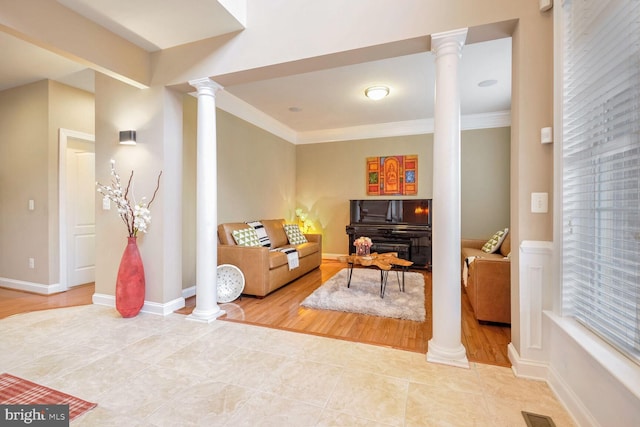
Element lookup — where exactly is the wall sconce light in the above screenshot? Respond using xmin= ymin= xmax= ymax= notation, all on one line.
xmin=119 ymin=130 xmax=136 ymax=145
xmin=365 ymin=85 xmax=390 ymax=100
xmin=414 ymin=206 xmax=429 ymax=215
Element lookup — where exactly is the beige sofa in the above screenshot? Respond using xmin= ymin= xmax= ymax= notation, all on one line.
xmin=460 ymin=232 xmax=511 ymax=324
xmin=217 ymin=219 xmax=322 ymax=297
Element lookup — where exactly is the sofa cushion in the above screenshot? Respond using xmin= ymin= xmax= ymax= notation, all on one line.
xmin=482 ymin=228 xmax=509 ymax=253
xmin=462 ymin=247 xmax=504 ymax=262
xmin=268 ymin=242 xmax=320 ymax=269
xmin=269 ymin=251 xmax=289 ymax=269
xmin=289 ymin=242 xmax=318 ymax=258
xmin=284 ymin=223 xmax=308 ymax=245
xmin=499 ymin=232 xmax=511 ymax=257
xmin=232 ymin=228 xmax=261 ymax=247
xmin=261 ymin=219 xmax=289 ymax=248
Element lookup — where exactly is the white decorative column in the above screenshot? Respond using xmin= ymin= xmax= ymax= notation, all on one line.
xmin=427 ymin=28 xmax=469 ymax=368
xmin=187 ymin=78 xmax=225 ymax=323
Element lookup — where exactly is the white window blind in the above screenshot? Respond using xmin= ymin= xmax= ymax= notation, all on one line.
xmin=562 ymin=0 xmax=640 ymax=363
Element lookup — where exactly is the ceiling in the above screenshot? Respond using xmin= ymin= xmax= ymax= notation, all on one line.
xmin=0 ymin=0 xmax=511 ymax=136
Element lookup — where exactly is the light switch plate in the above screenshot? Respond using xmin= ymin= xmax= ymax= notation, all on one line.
xmin=102 ymin=196 xmax=111 ymax=210
xmin=531 ymin=192 xmax=548 ymax=213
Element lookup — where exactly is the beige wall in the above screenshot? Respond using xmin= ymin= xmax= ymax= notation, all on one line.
xmin=182 ymin=95 xmax=198 ymax=289
xmin=296 ymin=128 xmax=510 ymax=255
xmin=0 ymin=81 xmax=49 ymax=285
xmin=0 ymin=80 xmax=93 ymax=287
xmin=296 ymin=135 xmax=432 ymax=255
xmin=48 ymin=81 xmax=95 ymax=281
xmin=461 ymin=127 xmax=511 ymax=239
xmin=94 ymin=73 xmax=183 ymax=305
xmin=216 ymin=109 xmax=297 ymax=223
xmin=509 ymin=12 xmax=554 ymax=352
xmin=181 ymin=96 xmax=297 ymax=288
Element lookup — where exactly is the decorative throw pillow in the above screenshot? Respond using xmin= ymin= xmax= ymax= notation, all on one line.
xmin=283 ymin=223 xmax=308 ymax=245
xmin=246 ymin=221 xmax=271 ymax=247
xmin=232 ymin=228 xmax=261 ymax=247
xmin=481 ymin=228 xmax=509 ymax=253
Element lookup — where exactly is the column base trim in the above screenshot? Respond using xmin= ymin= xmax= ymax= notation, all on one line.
xmin=187 ymin=308 xmax=226 ymax=323
xmin=427 ymin=339 xmax=470 ymax=368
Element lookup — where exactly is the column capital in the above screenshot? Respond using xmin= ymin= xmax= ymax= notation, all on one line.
xmin=189 ymin=78 xmax=223 ymax=96
xmin=431 ymin=28 xmax=468 ymax=57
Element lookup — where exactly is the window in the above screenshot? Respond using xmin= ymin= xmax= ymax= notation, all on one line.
xmin=561 ymin=0 xmax=640 ymax=363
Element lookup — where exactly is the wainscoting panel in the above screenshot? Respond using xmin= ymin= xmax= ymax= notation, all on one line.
xmin=513 ymin=240 xmax=554 ymax=377
xmin=524 ymin=264 xmax=543 ymax=350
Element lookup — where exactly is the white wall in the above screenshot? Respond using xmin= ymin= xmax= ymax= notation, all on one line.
xmin=547 ymin=313 xmax=640 ymax=426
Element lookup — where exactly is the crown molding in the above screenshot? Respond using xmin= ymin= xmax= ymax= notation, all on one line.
xmin=296 ymin=111 xmax=511 ymax=144
xmin=214 ymin=90 xmax=298 ymax=143
xmin=296 ymin=119 xmax=435 ymax=144
xmin=213 ymin=93 xmax=511 ymax=145
xmin=462 ymin=110 xmax=511 ymax=131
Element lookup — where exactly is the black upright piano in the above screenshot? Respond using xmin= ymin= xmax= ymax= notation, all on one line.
xmin=346 ymin=199 xmax=432 ymax=270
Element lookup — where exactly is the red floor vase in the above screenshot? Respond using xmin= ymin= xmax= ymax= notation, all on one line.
xmin=116 ymin=237 xmax=145 ymax=318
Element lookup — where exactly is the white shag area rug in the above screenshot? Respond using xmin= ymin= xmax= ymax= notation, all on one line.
xmin=301 ymin=268 xmax=426 ymax=322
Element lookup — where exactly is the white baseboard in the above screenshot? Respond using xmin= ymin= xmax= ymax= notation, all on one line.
xmin=92 ymin=293 xmax=115 ymax=307
xmin=507 ymin=342 xmax=549 ymax=380
xmin=546 ymin=362 xmax=598 ymax=427
xmin=0 ymin=277 xmax=63 ymax=295
xmin=143 ymin=297 xmax=186 ymax=316
xmin=322 ymin=253 xmax=344 ymax=260
xmin=182 ymin=285 xmax=196 ymax=299
xmin=92 ymin=293 xmax=186 ymax=316
xmin=509 ymin=342 xmax=587 ymax=426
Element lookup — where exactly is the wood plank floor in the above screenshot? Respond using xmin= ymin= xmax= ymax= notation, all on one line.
xmin=0 ymin=283 xmax=95 ymax=319
xmin=177 ymin=259 xmax=512 ymax=366
xmin=0 ymin=260 xmax=511 ymax=366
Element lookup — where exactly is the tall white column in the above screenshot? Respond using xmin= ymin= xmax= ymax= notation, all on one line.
xmin=427 ymin=28 xmax=469 ymax=368
xmin=187 ymin=78 xmax=225 ymax=323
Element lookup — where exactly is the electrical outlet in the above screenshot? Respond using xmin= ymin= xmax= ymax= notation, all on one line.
xmin=28 ymin=258 xmax=35 ymax=269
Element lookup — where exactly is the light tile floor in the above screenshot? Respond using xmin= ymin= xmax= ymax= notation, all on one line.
xmin=0 ymin=305 xmax=576 ymax=426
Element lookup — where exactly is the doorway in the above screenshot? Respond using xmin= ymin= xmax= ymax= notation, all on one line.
xmin=58 ymin=128 xmax=95 ymax=291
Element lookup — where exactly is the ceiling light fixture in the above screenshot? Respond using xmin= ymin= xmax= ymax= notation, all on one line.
xmin=365 ymin=86 xmax=390 ymax=100
xmin=478 ymin=79 xmax=498 ymax=87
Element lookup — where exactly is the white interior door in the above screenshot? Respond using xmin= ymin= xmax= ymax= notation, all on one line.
xmin=66 ymin=138 xmax=95 ymax=287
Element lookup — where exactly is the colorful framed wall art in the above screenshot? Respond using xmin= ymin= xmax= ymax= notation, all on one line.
xmin=366 ymin=155 xmax=417 ymax=196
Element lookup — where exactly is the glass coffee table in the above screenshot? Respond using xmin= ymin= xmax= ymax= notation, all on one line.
xmin=337 ymin=252 xmax=413 ymax=298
